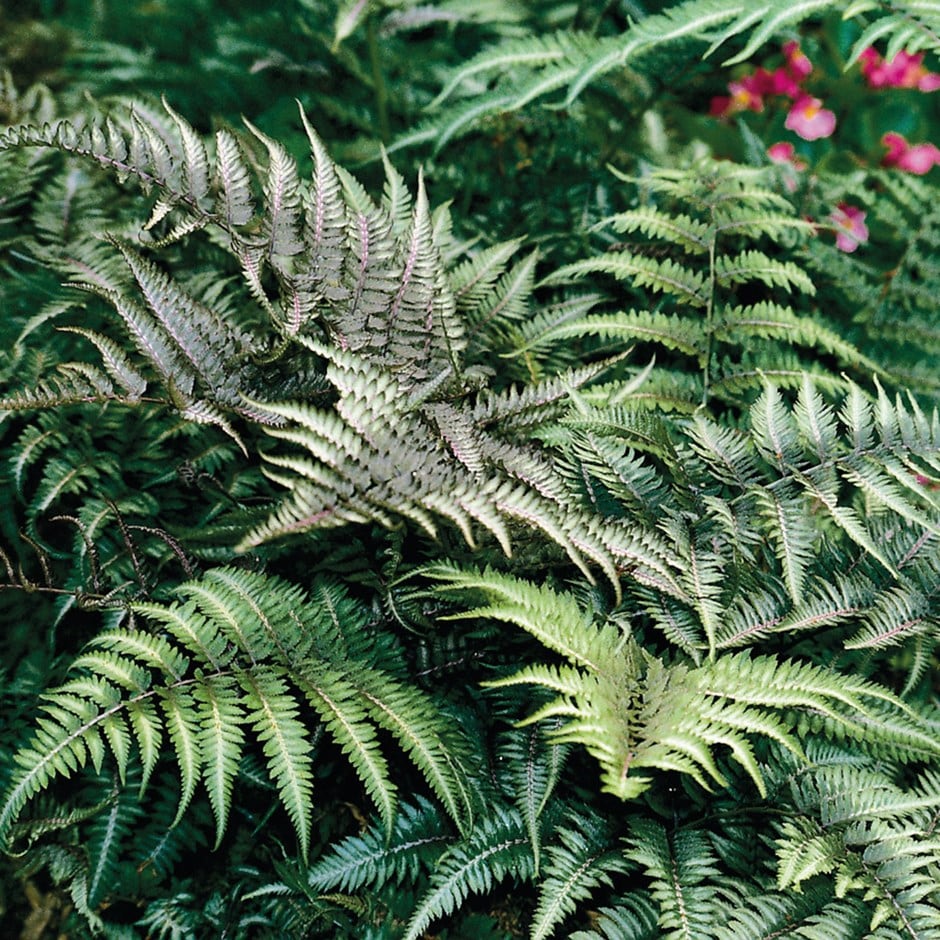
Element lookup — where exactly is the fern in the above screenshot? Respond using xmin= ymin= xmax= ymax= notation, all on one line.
xmin=403 ymin=802 xmax=535 ymax=940
xmin=398 ymin=0 xmax=940 ymax=152
xmin=305 ymin=795 xmax=452 ymax=893
xmin=496 ymin=721 xmax=569 ymax=875
xmin=754 ymin=750 xmax=940 ymax=936
xmin=0 ymin=569 xmax=475 ymax=861
xmin=4 ymin=7 xmax=940 ymax=937
xmin=424 ymin=564 xmax=940 ymax=802
xmin=530 ymin=810 xmax=629 ymax=940
xmin=540 ymin=160 xmax=880 ymax=408
xmin=0 ymin=99 xmax=656 ymax=586
xmin=242 ymin=343 xmax=675 ymax=591
xmin=624 ymin=818 xmax=722 ymax=940
xmin=82 ymin=771 xmax=144 ymax=909
xmin=569 ymin=899 xmax=661 ymax=939
xmin=550 ymin=377 xmax=940 ymax=670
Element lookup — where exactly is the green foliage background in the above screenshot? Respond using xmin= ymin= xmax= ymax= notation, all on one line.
xmin=2 ymin=1 xmax=940 ymax=937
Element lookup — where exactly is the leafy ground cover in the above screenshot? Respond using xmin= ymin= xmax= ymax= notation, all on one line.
xmin=2 ymin=2 xmax=940 ymax=937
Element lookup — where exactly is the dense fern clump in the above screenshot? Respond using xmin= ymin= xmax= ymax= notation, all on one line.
xmin=2 ymin=2 xmax=940 ymax=938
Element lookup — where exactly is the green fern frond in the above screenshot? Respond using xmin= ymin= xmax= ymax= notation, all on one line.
xmin=426 ymin=29 xmax=584 ymax=109
xmin=349 ymin=667 xmax=476 ymax=837
xmin=429 ymin=564 xmax=619 ymax=672
xmin=497 ymin=723 xmax=569 ymax=876
xmin=296 ymin=666 xmax=396 ymax=837
xmin=753 ymin=486 xmax=815 ymax=603
xmin=191 ymin=675 xmax=244 ymax=847
xmin=531 ymin=811 xmax=630 ymax=940
xmin=403 ymin=803 xmax=534 ymax=940
xmin=624 ymin=818 xmax=721 ymax=940
xmin=530 ymin=159 xmax=863 ymax=406
xmin=547 ymin=253 xmax=708 ymax=307
xmin=470 ymin=357 xmax=624 ymax=429
xmin=84 ymin=773 xmax=144 ymax=908
xmin=714 ymin=303 xmax=880 ymax=374
xmin=600 ymin=207 xmax=710 ymax=255
xmin=0 ymin=568 xmax=473 ymax=860
xmin=240 ymin=668 xmax=314 ymax=859
xmin=771 ymin=763 xmax=940 ymax=935
xmin=448 ymin=237 xmax=525 ymax=314
xmin=529 ymin=311 xmax=706 ymax=359
xmin=429 ymin=565 xmax=940 ymax=801
xmin=305 ymin=795 xmax=452 ymax=892
xmin=715 ymin=250 xmax=815 ymax=294
xmin=0 ymin=365 xmax=127 ymax=413
xmin=569 ymin=898 xmax=660 ymax=939
xmin=465 ymin=248 xmax=539 ymax=350
xmin=562 ymin=431 xmax=668 ymax=520
xmin=712 ymin=885 xmax=839 ymax=940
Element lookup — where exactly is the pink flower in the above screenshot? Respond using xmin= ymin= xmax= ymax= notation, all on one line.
xmin=830 ymin=204 xmax=868 ymax=253
xmin=881 ymin=132 xmax=940 ymax=174
xmin=783 ymin=41 xmax=813 ymax=81
xmin=710 ymin=74 xmax=766 ymax=116
xmin=729 ymin=77 xmax=765 ymax=111
xmin=860 ymin=47 xmax=940 ymax=91
xmin=764 ymin=66 xmax=802 ymax=97
xmin=784 ymin=95 xmax=836 ymax=140
xmin=767 ymin=141 xmax=807 ymax=168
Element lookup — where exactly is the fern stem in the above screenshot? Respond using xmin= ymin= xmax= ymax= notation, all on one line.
xmin=367 ymin=13 xmax=391 ymax=144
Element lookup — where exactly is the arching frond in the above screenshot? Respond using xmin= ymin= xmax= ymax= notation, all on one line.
xmin=0 ymin=569 xmax=473 ymax=861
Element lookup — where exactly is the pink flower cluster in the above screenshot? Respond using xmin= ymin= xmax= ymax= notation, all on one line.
xmin=711 ymin=42 xmax=940 ymax=252
xmin=710 ymin=42 xmax=835 ymax=141
xmin=859 ymin=47 xmax=940 ymax=91
xmin=881 ymin=132 xmax=940 ymax=174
